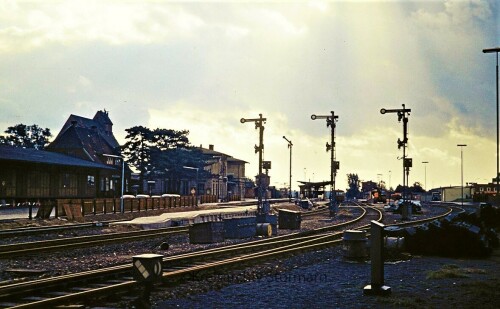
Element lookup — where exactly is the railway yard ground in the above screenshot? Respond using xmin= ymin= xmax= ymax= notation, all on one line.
xmin=0 ymin=202 xmax=499 ymax=308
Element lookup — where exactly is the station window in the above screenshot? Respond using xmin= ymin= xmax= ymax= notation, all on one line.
xmin=87 ymin=175 xmax=95 ymax=186
xmin=100 ymin=177 xmax=110 ymax=192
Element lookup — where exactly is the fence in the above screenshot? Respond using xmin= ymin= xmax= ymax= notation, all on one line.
xmin=55 ymin=194 xmax=225 ymax=218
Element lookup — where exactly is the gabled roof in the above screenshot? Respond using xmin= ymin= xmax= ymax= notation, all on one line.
xmin=0 ymin=145 xmax=115 ymax=170
xmin=94 ymin=110 xmax=113 ymax=126
xmin=53 ymin=112 xmax=120 ymax=150
xmin=48 ymin=110 xmax=121 ymax=163
xmin=198 ymin=146 xmax=248 ymax=164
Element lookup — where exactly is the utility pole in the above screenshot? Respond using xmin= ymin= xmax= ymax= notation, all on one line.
xmin=457 ymin=144 xmax=467 ymax=207
xmin=241 ymin=114 xmax=267 ymax=215
xmin=283 ymin=136 xmax=293 ymax=202
xmin=483 ymin=47 xmax=500 ymax=200
xmin=311 ymin=111 xmax=339 ymax=216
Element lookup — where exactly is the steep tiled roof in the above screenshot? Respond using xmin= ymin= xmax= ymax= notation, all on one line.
xmin=53 ymin=112 xmax=120 ymax=150
xmin=48 ymin=110 xmax=121 ymax=163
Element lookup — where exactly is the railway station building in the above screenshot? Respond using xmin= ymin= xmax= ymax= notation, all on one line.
xmin=198 ymin=144 xmax=247 ymax=201
xmin=0 ymin=110 xmax=250 ymax=205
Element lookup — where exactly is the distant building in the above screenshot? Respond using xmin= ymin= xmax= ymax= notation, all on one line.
xmin=199 ymin=144 xmax=247 ymax=201
xmin=432 ymin=186 xmax=474 ymax=202
xmin=361 ymin=181 xmax=378 ymax=200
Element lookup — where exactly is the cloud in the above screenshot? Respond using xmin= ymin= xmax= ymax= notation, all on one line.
xmin=0 ymin=1 xmax=207 ymax=53
xmin=0 ymin=1 xmax=497 ymax=190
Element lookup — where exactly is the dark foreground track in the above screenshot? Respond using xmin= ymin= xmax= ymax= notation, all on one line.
xmin=0 ymin=203 xmax=455 ymax=308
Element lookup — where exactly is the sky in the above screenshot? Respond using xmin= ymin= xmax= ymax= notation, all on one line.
xmin=0 ymin=0 xmax=498 ymax=192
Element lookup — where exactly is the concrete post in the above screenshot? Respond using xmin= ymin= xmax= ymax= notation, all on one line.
xmin=364 ymin=220 xmax=391 ymax=295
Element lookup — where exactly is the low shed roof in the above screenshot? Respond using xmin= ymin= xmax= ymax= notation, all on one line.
xmin=0 ymin=145 xmax=115 ymax=170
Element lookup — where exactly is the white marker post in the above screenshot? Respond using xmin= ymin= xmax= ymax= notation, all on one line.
xmin=132 ymin=254 xmax=164 ymax=307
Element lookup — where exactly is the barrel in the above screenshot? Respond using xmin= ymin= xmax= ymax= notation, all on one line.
xmin=342 ymin=230 xmax=368 ymax=259
xmin=384 ymin=237 xmax=405 ymax=250
xmin=256 ymin=223 xmax=272 ymax=237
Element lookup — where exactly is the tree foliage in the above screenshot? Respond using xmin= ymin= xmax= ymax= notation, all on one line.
xmin=0 ymin=124 xmax=52 ymax=150
xmin=346 ymin=173 xmax=361 ymax=199
xmin=121 ymin=126 xmax=208 ymax=193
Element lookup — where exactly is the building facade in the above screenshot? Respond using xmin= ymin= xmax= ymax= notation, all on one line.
xmin=0 ymin=145 xmax=117 ymax=205
xmin=199 ymin=145 xmax=247 ymax=201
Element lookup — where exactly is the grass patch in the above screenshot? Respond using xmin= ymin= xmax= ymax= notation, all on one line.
xmin=426 ymin=264 xmax=486 ymax=279
xmin=462 ymin=280 xmax=495 ymax=297
xmin=337 ymin=208 xmax=352 ymax=217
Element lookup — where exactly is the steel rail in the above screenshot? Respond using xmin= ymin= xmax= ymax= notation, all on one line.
xmin=0 ymin=226 xmax=188 ymax=259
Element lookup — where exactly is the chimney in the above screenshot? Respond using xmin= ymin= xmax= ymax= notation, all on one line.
xmin=209 ymin=144 xmax=214 ymax=150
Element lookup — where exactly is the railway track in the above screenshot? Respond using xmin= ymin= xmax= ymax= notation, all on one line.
xmin=0 ymin=203 xmax=455 ymax=308
xmin=0 ymin=226 xmax=188 ymax=259
xmin=0 ymin=221 xmax=124 ymax=239
xmin=0 ymin=204 xmax=369 ymax=307
xmin=0 ymin=201 xmax=336 ymax=258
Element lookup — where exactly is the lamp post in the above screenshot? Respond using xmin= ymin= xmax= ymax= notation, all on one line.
xmin=311 ymin=111 xmax=339 ymax=216
xmin=457 ymin=144 xmax=467 ymax=206
xmin=388 ymin=170 xmax=392 ymax=205
xmin=283 ymin=136 xmax=293 ymax=202
xmin=103 ymin=154 xmax=125 ymax=213
xmin=183 ymin=166 xmax=199 ymax=206
xmin=483 ymin=47 xmax=500 ymax=198
xmin=422 ymin=161 xmax=429 ymax=191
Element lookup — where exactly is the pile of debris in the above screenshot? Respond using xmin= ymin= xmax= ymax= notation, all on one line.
xmin=385 ymin=203 xmax=499 ymax=258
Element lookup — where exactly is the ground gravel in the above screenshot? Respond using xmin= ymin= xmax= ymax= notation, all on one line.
xmin=152 ymin=246 xmax=500 ymax=309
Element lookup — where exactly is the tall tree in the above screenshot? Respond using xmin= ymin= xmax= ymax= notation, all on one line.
xmin=121 ymin=126 xmax=154 ymax=191
xmin=0 ymin=124 xmax=52 ymax=149
xmin=153 ymin=128 xmax=190 ymax=150
xmin=153 ymin=147 xmax=209 ymax=193
xmin=346 ymin=173 xmax=361 ymax=199
xmin=121 ymin=126 xmax=207 ymax=194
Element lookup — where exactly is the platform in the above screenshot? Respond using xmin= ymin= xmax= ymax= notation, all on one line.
xmin=110 ymin=205 xmax=258 ymax=229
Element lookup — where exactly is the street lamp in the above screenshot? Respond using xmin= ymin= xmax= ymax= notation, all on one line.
xmin=103 ymin=154 xmax=125 ymax=213
xmin=283 ymin=136 xmax=293 ymax=202
xmin=422 ymin=161 xmax=429 ymax=191
xmin=457 ymin=144 xmax=467 ymax=206
xmin=183 ymin=166 xmax=199 ymax=206
xmin=483 ymin=47 xmax=500 ymax=198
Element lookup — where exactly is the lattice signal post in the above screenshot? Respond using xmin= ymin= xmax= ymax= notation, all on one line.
xmin=241 ymin=114 xmax=267 ymax=215
xmin=311 ymin=111 xmax=339 ymax=216
xmin=380 ymin=104 xmax=412 ymax=204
